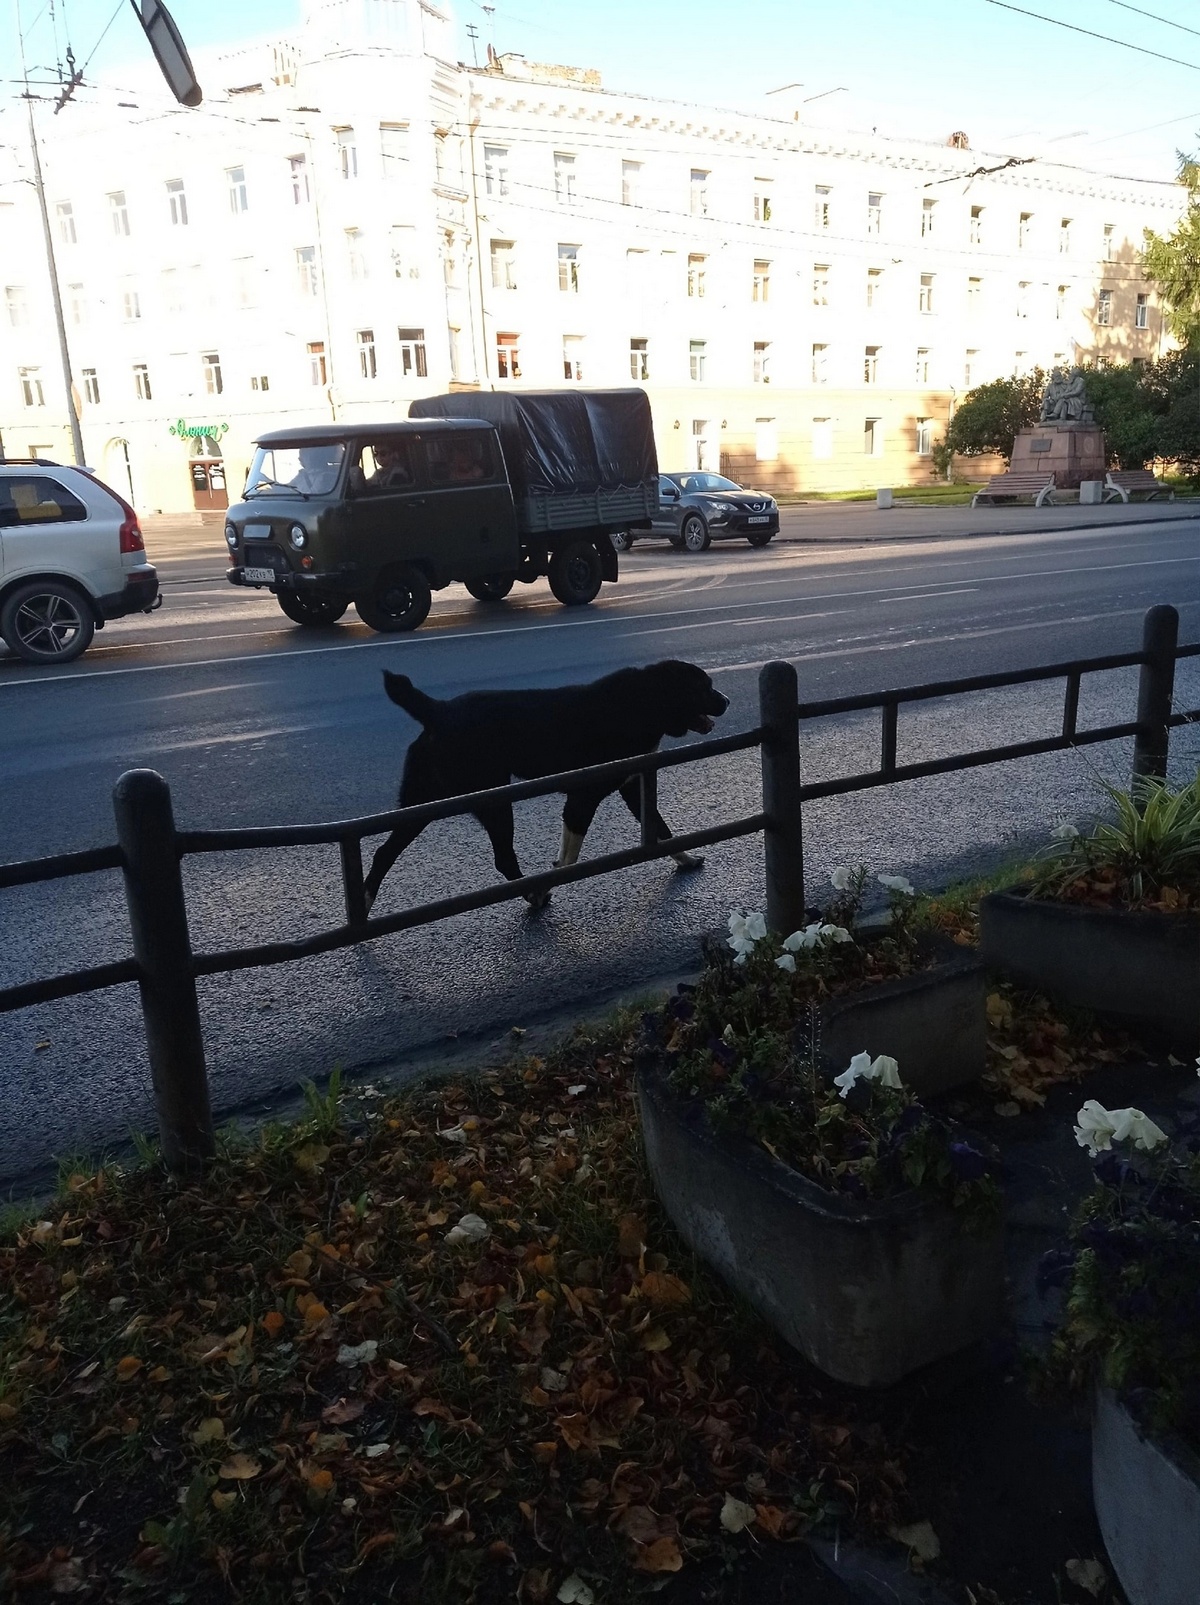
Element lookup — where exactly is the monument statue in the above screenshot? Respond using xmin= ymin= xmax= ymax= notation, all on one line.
xmin=1039 ymin=366 xmax=1096 ymax=425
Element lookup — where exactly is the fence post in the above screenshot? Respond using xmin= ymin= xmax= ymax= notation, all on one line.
xmin=1131 ymin=604 xmax=1179 ymax=786
xmin=759 ymin=661 xmax=806 ymax=934
xmin=112 ymin=769 xmax=214 ymax=1176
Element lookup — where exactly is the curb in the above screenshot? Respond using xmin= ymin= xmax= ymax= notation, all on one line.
xmin=810 ymin=1538 xmax=960 ymax=1605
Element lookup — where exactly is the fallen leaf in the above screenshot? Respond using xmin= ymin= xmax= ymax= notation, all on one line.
xmin=302 ymin=1300 xmax=330 ymax=1326
xmin=617 ymin=1214 xmax=645 ymax=1258
xmin=284 ymin=1250 xmax=312 ymax=1278
xmin=720 ymin=1493 xmax=757 ymax=1534
xmin=889 ymin=1520 xmax=940 ymax=1563
xmin=557 ymin=1576 xmax=595 ymax=1604
xmin=219 ymin=1452 xmax=262 ymax=1481
xmin=262 ymin=1310 xmax=286 ymax=1338
xmin=1065 ymin=1558 xmax=1108 ymax=1597
xmin=640 ymin=1270 xmax=690 ymax=1306
xmin=293 ymin=1142 xmax=330 ymax=1174
xmin=47 ymin=1557 xmax=86 ymax=1594
xmin=192 ymin=1417 xmax=226 ymax=1446
xmin=322 ymin=1398 xmax=366 ymax=1425
xmin=337 ymin=1341 xmax=378 ymax=1366
xmin=634 ymin=1537 xmax=683 ymax=1574
xmin=446 ymin=1213 xmax=490 ymax=1246
xmin=641 ymin=1326 xmax=671 ymax=1352
xmin=211 ymin=1489 xmax=237 ymax=1511
xmin=994 ymin=1101 xmax=1022 ymax=1118
xmin=115 ymin=1355 xmax=143 ymax=1381
xmin=306 ymin=1467 xmax=335 ymax=1494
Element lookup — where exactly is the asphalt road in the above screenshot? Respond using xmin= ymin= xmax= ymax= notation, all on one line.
xmin=2 ymin=512 xmax=1198 ymax=1190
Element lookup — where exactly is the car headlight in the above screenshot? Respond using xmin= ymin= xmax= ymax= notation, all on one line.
xmin=288 ymin=523 xmax=307 ymax=549
xmin=703 ymin=502 xmax=729 ymax=520
xmin=224 ymin=523 xmax=238 ymax=548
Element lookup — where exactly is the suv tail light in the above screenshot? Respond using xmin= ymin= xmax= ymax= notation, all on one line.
xmin=119 ymin=512 xmax=145 ymax=553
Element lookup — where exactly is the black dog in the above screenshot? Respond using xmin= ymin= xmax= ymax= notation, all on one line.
xmin=362 ymin=660 xmax=730 ymax=913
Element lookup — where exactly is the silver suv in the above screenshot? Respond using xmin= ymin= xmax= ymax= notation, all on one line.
xmin=0 ymin=459 xmax=159 ymax=664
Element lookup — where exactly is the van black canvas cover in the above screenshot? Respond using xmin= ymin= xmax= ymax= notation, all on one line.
xmin=409 ymin=389 xmax=657 ymax=499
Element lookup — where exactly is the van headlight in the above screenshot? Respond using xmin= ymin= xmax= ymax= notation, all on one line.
xmin=289 ymin=523 xmax=307 ymax=549
xmin=225 ymin=524 xmax=238 ymax=548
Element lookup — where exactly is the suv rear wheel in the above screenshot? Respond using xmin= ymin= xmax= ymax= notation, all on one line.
xmin=547 ymin=542 xmax=603 ymax=606
xmin=610 ymin=529 xmax=635 ymax=553
xmin=465 ymin=573 xmax=515 ymax=602
xmin=1 ymin=579 xmax=95 ymax=664
xmin=746 ymin=529 xmax=775 ymax=548
xmin=355 ymin=567 xmax=432 ymax=633
xmin=276 ymin=590 xmax=349 ymax=627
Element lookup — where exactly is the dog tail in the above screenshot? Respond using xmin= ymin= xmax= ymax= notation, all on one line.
xmin=382 ymin=670 xmax=441 ymax=725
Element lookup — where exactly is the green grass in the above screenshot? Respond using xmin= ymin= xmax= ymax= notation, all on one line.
xmin=776 ymin=483 xmax=978 ymax=506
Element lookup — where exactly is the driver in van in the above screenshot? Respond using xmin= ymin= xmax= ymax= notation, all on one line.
xmin=291 ymin=444 xmax=341 ymax=494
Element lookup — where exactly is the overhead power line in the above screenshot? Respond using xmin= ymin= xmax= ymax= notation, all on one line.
xmin=983 ymin=0 xmax=1200 ymax=72
xmin=1101 ymin=0 xmax=1200 ymax=42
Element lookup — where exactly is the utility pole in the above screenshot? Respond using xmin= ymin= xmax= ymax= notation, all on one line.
xmin=25 ymin=94 xmax=85 ymax=465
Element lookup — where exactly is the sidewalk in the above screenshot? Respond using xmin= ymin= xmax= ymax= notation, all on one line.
xmin=775 ymin=498 xmax=1200 ymax=544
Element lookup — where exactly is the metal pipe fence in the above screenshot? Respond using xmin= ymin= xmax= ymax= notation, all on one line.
xmin=1 ymin=604 xmax=1196 ymax=1172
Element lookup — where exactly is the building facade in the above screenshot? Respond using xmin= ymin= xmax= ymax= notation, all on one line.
xmin=0 ymin=0 xmax=1182 ymax=512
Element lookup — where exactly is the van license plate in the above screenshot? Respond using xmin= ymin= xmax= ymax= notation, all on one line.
xmin=747 ymin=516 xmax=769 ymax=524
xmin=243 ymin=566 xmax=276 ymax=583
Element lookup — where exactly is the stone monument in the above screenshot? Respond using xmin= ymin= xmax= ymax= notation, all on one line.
xmin=1009 ymin=367 xmax=1108 ymax=490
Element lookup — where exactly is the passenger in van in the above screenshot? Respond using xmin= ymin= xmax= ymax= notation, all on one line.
xmin=364 ymin=439 xmax=414 ymax=489
xmin=444 ymin=439 xmax=487 ymax=483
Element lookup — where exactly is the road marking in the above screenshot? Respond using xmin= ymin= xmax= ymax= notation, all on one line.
xmin=621 ymin=608 xmax=854 ymax=638
xmin=151 ymin=681 xmax=260 ymax=702
xmin=145 ymin=723 xmax=314 ymax=754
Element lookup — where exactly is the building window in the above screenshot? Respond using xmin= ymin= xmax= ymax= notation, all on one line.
xmin=916 ymin=417 xmax=933 ymax=456
xmin=202 ymin=351 xmax=224 ymax=395
xmin=296 ymin=246 xmax=319 ymax=297
xmin=1017 ymin=281 xmax=1031 ymax=318
xmin=4 ymin=285 xmax=27 ymax=327
xmin=133 ymin=363 xmax=152 ymax=401
xmin=813 ymin=262 xmax=829 ymax=306
xmin=755 ymin=417 xmax=778 ymax=461
xmin=1018 ymin=211 xmax=1032 ymax=248
xmin=687 ymin=254 xmax=706 ymax=298
xmin=250 ymin=374 xmax=270 ymax=392
xmin=398 ymin=327 xmax=428 ymax=378
xmin=753 ymin=341 xmax=771 ymax=384
xmin=484 ymin=144 xmax=510 ymax=198
xmin=1136 ymin=292 xmax=1149 ymax=329
xmin=864 ymin=417 xmax=882 ymax=456
xmin=68 ymin=284 xmax=86 ymax=325
xmin=345 ymin=228 xmax=368 ymax=281
xmin=558 ymin=243 xmax=580 ymax=293
xmin=689 ymin=339 xmax=707 ymax=381
xmin=289 ymin=154 xmax=310 ymax=205
xmin=753 ymin=177 xmax=772 ymax=222
xmin=964 ymin=348 xmax=978 ymax=387
xmin=690 ymin=168 xmax=709 ymax=216
xmin=622 ymin=159 xmax=641 ymax=206
xmin=1057 ymin=283 xmax=1068 ymax=319
xmin=490 ymin=239 xmax=517 ymax=290
xmin=968 ymin=276 xmax=982 ymax=311
xmin=919 ymin=272 xmax=934 ymax=313
xmin=562 ymin=334 xmax=584 ymax=380
xmin=866 ymin=268 xmax=883 ymax=308
xmin=864 ymin=345 xmax=880 ymax=384
xmin=1104 ymin=223 xmax=1114 ymax=260
xmin=554 ymin=152 xmax=576 ymax=205
xmin=336 ymin=128 xmax=358 ymax=180
xmin=122 ymin=286 xmax=141 ymax=321
xmin=751 ymin=258 xmax=770 ymax=303
xmin=227 ymin=166 xmax=249 ymax=214
xmin=1097 ymin=288 xmax=1112 ymax=326
xmin=811 ymin=416 xmax=832 ymax=460
xmin=969 ymin=205 xmax=983 ymax=245
xmin=166 ymin=178 xmax=188 ymax=226
xmin=56 ymin=201 xmax=76 ymax=244
xmin=867 ymin=191 xmax=882 ymax=235
xmin=1014 ymin=350 xmax=1028 ymax=372
xmin=306 ymin=341 xmax=326 ymax=386
xmin=915 ymin=347 xmax=930 ymax=384
xmin=19 ymin=366 xmax=45 ymax=407
xmin=82 ymin=367 xmax=99 ymax=404
xmin=108 ymin=191 xmax=130 ymax=237
xmin=630 ymin=337 xmax=649 ymax=381
xmin=810 ymin=186 xmax=830 ymax=231
xmin=921 ymin=198 xmax=936 ymax=236
xmin=812 ymin=343 xmax=828 ymax=384
xmin=495 ymin=331 xmax=520 ymax=380
xmin=1059 ymin=217 xmax=1071 ymax=253
xmin=380 ymin=122 xmax=409 ymax=176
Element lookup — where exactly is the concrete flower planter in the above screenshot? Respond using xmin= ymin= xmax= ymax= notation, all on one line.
xmin=980 ymin=890 xmax=1200 ymax=1055
xmin=1092 ymin=1389 xmax=1200 ymax=1605
xmin=820 ymin=939 xmax=987 ymax=1097
xmin=637 ymin=1060 xmax=1005 ymax=1387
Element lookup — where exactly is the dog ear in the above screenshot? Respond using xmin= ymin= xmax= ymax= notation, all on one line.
xmin=382 ymin=670 xmax=413 ymax=705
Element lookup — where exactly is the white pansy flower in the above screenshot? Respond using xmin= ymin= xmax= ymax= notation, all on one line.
xmin=1195 ymin=1055 xmax=1200 ymax=1079
xmin=1051 ymin=822 xmax=1080 ymax=841
xmin=728 ymin=909 xmax=767 ymax=961
xmin=445 ymin=1212 xmax=491 ymax=1246
xmin=1110 ymin=1107 xmax=1169 ymax=1152
xmin=1074 ymin=1100 xmax=1119 ymax=1157
xmin=781 ymin=929 xmax=806 ymax=952
xmin=722 ymin=1024 xmax=736 ymax=1044
xmin=878 ymin=874 xmax=915 ymax=896
xmin=833 ymin=1051 xmax=875 ymax=1098
xmin=830 ymin=865 xmax=854 ymax=891
xmin=871 ymin=1054 xmax=903 ymax=1089
xmin=820 ymin=924 xmax=853 ymax=943
xmin=775 ymin=953 xmax=796 ymax=972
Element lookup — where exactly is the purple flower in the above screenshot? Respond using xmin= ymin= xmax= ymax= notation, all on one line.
xmin=949 ymin=1141 xmax=989 ymax=1182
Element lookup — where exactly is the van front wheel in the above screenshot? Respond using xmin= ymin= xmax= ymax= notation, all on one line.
xmin=355 ymin=567 xmax=432 ymax=633
xmin=547 ymin=542 xmax=603 ymax=606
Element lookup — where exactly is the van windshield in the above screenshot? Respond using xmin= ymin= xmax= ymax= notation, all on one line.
xmin=246 ymin=443 xmax=345 ymax=497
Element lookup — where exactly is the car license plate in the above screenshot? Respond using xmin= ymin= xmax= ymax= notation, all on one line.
xmin=243 ymin=566 xmax=276 ymax=583
xmin=747 ymin=516 xmax=769 ymax=524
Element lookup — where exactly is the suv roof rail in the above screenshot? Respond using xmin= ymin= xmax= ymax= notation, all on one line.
xmin=0 ymin=456 xmax=65 ymax=467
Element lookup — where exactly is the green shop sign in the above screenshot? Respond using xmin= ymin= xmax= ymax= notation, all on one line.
xmin=169 ymin=419 xmax=230 ymax=440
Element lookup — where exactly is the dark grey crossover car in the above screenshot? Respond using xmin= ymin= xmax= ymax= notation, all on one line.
xmin=638 ymin=472 xmax=779 ymax=552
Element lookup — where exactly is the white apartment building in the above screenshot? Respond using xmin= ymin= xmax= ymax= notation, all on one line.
xmin=0 ymin=0 xmax=1182 ymax=512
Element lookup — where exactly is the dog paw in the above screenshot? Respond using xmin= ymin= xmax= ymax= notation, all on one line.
xmin=525 ymin=888 xmax=552 ymax=912
xmin=672 ymin=851 xmax=705 ymax=872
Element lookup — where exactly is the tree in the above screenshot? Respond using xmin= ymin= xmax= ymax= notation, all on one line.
xmin=1081 ymin=364 xmax=1158 ymax=469
xmin=1144 ymin=347 xmax=1200 ymax=478
xmin=1143 ymin=157 xmax=1200 ymax=348
xmin=941 ymin=369 xmax=1047 ymax=463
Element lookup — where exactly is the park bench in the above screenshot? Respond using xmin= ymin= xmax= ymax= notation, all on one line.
xmin=971 ymin=472 xmax=1056 ymax=509
xmin=1103 ymin=469 xmax=1174 ymax=504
